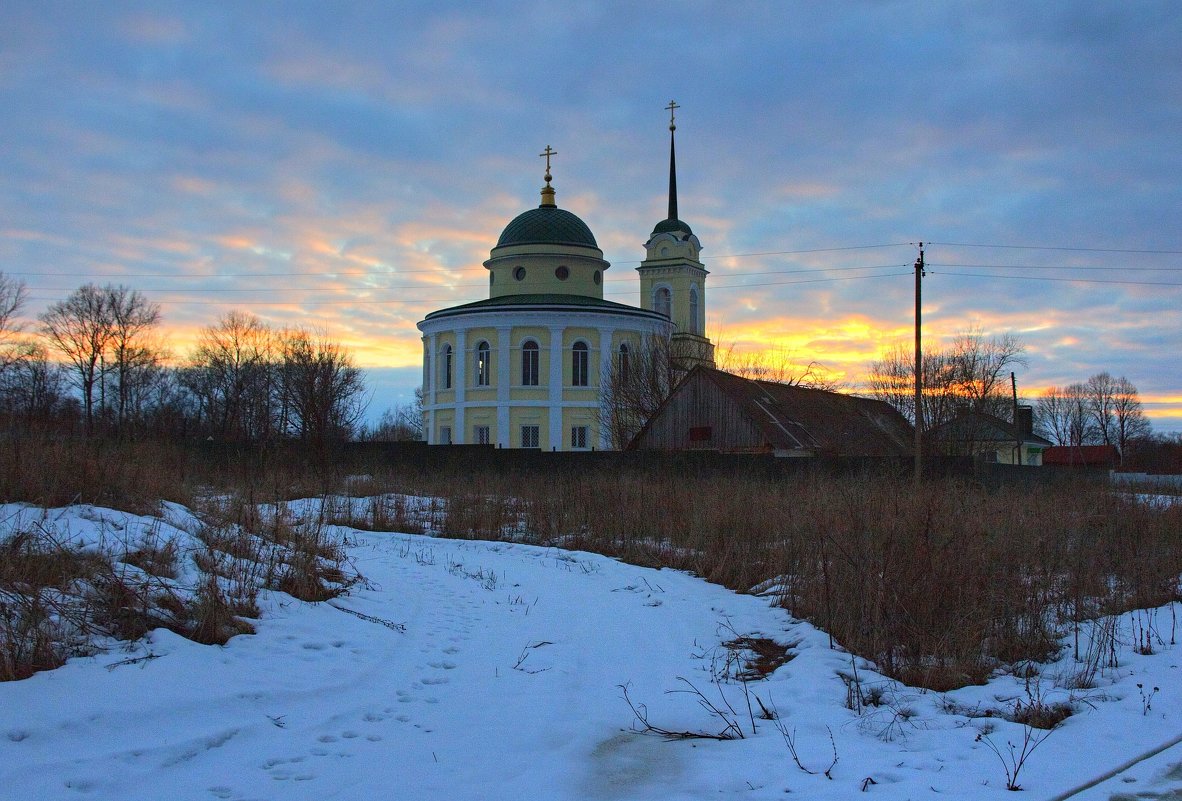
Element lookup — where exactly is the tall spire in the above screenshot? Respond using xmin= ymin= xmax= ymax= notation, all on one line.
xmin=539 ymin=145 xmax=558 ymax=208
xmin=666 ymin=100 xmax=679 ymax=221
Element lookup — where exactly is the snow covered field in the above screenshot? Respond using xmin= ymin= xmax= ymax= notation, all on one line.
xmin=1 ymin=501 xmax=1180 ymax=801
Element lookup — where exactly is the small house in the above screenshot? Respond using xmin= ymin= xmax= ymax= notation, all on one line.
xmin=926 ymin=407 xmax=1052 ymax=466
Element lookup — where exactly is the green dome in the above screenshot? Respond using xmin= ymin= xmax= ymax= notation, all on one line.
xmin=497 ymin=206 xmax=598 ymax=248
xmin=652 ymin=217 xmax=693 ymax=237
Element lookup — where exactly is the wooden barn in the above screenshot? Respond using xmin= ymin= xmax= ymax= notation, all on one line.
xmin=626 ymin=366 xmax=914 ymax=459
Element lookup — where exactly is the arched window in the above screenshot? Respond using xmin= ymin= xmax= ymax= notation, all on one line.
xmin=442 ymin=344 xmax=453 ymax=389
xmin=475 ymin=341 xmax=491 ymax=386
xmin=689 ymin=285 xmax=700 ymax=334
xmin=521 ymin=340 xmax=539 ymax=386
xmin=571 ymin=341 xmax=589 ymax=387
xmin=654 ymin=286 xmax=672 ymax=319
xmin=618 ymin=343 xmax=631 ymax=383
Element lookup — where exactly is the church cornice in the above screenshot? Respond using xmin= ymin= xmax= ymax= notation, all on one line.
xmin=636 ymin=263 xmax=709 ymax=277
xmin=418 ymin=299 xmax=672 ymax=333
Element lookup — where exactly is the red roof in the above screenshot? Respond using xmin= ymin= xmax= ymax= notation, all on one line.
xmin=1042 ymin=445 xmax=1120 ymax=467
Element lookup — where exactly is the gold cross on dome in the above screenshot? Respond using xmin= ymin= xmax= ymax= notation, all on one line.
xmin=539 ymin=145 xmax=557 ymax=176
xmin=666 ymin=100 xmax=679 ymax=129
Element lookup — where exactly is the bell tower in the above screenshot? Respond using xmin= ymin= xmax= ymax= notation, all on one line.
xmin=638 ymin=100 xmax=715 ymax=369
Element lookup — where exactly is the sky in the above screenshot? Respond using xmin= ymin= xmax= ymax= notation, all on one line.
xmin=2 ymin=1 xmax=1180 ymax=431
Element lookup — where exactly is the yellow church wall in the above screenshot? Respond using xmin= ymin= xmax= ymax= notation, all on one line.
xmin=562 ymin=326 xmax=601 ymax=389
xmin=511 ymin=326 xmax=550 ymax=388
xmin=486 ymin=243 xmax=607 ymax=300
xmin=433 ymin=409 xmax=455 ymax=444
xmin=466 ymin=407 xmax=496 ymax=445
xmin=509 ymin=407 xmax=550 ymax=450
xmin=562 ymin=407 xmax=598 ymax=450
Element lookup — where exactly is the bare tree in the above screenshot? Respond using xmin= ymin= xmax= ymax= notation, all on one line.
xmin=0 ymin=279 xmax=67 ymax=431
xmin=1038 ymin=374 xmax=1151 ymax=454
xmin=0 ymin=273 xmax=42 ymax=427
xmin=868 ymin=330 xmax=1024 ymax=433
xmin=39 ymin=284 xmax=112 ymax=434
xmin=599 ymin=333 xmax=678 ymax=449
xmin=1084 ymin=372 xmax=1120 ymax=446
xmin=183 ymin=311 xmax=276 ymax=440
xmin=1111 ymin=376 xmax=1151 ymax=454
xmin=868 ymin=343 xmax=954 ymax=429
xmin=105 ymin=286 xmax=162 ymax=433
xmin=277 ymin=328 xmax=367 ymax=445
xmin=947 ymin=330 xmax=1025 ymax=419
xmin=363 ymin=390 xmax=425 ymax=442
xmin=714 ymin=342 xmax=841 ymax=390
xmin=1035 ymin=383 xmax=1094 ymax=446
xmin=0 ymin=272 xmax=29 ymax=371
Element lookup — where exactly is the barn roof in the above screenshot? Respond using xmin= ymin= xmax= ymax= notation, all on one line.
xmin=631 ymin=366 xmax=914 ymax=458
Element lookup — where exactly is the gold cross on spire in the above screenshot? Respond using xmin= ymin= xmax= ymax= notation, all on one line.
xmin=539 ymin=145 xmax=557 ymax=182
xmin=666 ymin=100 xmax=679 ymax=131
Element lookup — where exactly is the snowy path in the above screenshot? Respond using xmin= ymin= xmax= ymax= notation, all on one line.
xmin=2 ymin=515 xmax=1180 ymax=801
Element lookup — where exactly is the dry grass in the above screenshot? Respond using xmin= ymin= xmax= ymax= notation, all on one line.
xmin=4 ymin=440 xmax=1179 ymax=690
xmin=1 ymin=444 xmax=365 ymax=679
xmin=366 ymin=464 xmax=1181 ymax=690
xmin=0 ymin=436 xmax=195 ymax=513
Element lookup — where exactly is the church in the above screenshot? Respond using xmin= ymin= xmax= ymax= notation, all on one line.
xmin=417 ymin=105 xmax=715 ymax=449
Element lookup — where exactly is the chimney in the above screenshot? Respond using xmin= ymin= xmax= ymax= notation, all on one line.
xmin=1015 ymin=405 xmax=1034 ymax=439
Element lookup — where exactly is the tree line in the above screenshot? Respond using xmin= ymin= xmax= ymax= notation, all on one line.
xmin=0 ymin=274 xmax=366 ymax=444
xmin=867 ymin=328 xmax=1167 ymax=462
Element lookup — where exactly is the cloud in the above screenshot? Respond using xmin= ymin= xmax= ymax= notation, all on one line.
xmin=2 ymin=2 xmax=1179 ymax=431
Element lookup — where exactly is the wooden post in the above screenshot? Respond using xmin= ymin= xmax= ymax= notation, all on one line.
xmin=914 ymin=243 xmax=925 ymax=481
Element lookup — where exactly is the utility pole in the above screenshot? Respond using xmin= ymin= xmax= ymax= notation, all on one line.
xmin=1012 ymin=371 xmax=1021 ymax=465
xmin=914 ymin=242 xmax=925 ymax=482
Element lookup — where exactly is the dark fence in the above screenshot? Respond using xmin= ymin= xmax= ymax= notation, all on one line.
xmin=189 ymin=439 xmax=1111 ymax=488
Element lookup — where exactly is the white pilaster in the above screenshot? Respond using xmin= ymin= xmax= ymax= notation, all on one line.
xmin=548 ymin=326 xmax=564 ymax=450
xmin=496 ymin=327 xmax=511 ymax=448
xmin=426 ymin=333 xmax=438 ymax=445
xmin=454 ymin=328 xmax=466 ymax=443
xmin=597 ymin=327 xmax=616 ymax=449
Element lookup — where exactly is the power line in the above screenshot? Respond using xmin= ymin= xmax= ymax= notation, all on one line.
xmin=929 ymin=270 xmax=1182 ymax=287
xmin=610 ymin=242 xmax=912 ymax=265
xmin=930 ymin=262 xmax=1182 ymax=272
xmin=22 ymin=270 xmax=915 ymax=307
xmin=18 ymin=263 xmax=911 ymax=293
xmin=701 ymin=272 xmax=911 ymax=291
xmin=8 ymin=241 xmax=1181 ymax=283
xmin=927 ymin=241 xmax=1182 ymax=255
xmin=3 ymin=244 xmax=914 ymax=280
